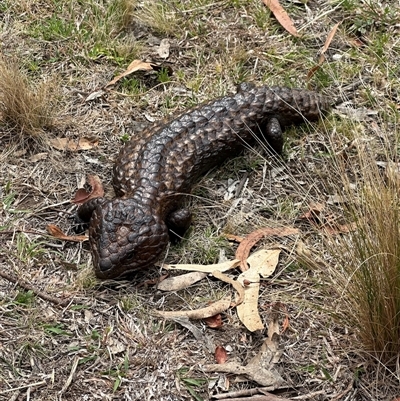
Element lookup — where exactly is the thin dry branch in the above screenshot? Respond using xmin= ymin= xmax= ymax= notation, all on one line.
xmin=0 ymin=270 xmax=71 ymax=307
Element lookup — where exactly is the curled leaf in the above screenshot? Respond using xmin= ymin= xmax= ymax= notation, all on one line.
xmin=47 ymin=224 xmax=88 ymax=242
xmin=215 ymin=345 xmax=228 ymax=364
xmin=106 ymin=60 xmax=155 ymax=87
xmin=235 ymin=227 xmax=299 ymax=272
xmin=72 ymin=175 xmax=104 ymax=204
xmin=204 ymin=314 xmax=223 ymax=329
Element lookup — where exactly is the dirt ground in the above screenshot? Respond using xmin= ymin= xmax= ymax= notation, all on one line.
xmin=1 ymin=0 xmax=400 ymax=400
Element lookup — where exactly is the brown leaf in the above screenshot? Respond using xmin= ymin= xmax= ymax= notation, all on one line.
xmin=299 ymin=202 xmax=325 ymax=222
xmin=263 ymin=0 xmax=299 ymax=37
xmin=105 ymin=60 xmax=154 ymax=87
xmin=49 ymin=137 xmax=98 ymax=151
xmin=224 ymin=233 xmax=245 ymax=243
xmin=321 ymin=22 xmax=341 ymax=55
xmin=204 ymin=314 xmax=223 ymax=329
xmin=307 ymin=22 xmax=340 ymax=81
xmin=215 ymin=345 xmax=228 ymax=364
xmin=235 ymin=227 xmax=299 ymax=272
xmin=72 ymin=175 xmax=104 ymax=205
xmin=47 ymin=224 xmax=88 ymax=242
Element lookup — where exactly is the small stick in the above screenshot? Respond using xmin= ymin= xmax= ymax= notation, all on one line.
xmin=213 ymin=395 xmax=290 ymax=401
xmin=58 ymin=357 xmax=80 ymax=395
xmin=0 ymin=380 xmax=46 ymax=395
xmin=0 ymin=271 xmax=71 ymax=307
xmin=212 ymin=387 xmax=275 ymax=399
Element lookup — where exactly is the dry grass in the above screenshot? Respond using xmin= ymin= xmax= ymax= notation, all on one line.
xmin=1 ymin=0 xmax=400 ymax=399
xmin=319 ymin=144 xmax=400 ymax=367
xmin=0 ymin=58 xmax=57 ymax=138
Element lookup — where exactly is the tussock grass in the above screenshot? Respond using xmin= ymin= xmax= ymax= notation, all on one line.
xmin=294 ymin=117 xmax=400 ymax=369
xmin=0 ymin=59 xmax=57 ymax=138
xmin=325 ymin=148 xmax=400 ymax=367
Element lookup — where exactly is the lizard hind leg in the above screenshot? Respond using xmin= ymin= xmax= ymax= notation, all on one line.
xmin=261 ymin=117 xmax=284 ymax=154
xmin=166 ymin=208 xmax=192 ymax=243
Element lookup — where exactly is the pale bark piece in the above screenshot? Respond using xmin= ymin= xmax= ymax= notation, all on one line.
xmin=157 ymin=39 xmax=170 ymax=58
xmin=236 ymin=268 xmax=264 ymax=331
xmin=161 ymin=259 xmax=240 ymax=273
xmin=263 ymin=0 xmax=300 ymax=37
xmin=157 ymin=271 xmax=207 ymax=291
xmin=155 ymin=298 xmax=231 ymax=319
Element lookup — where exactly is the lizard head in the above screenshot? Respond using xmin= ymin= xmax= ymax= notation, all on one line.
xmin=88 ymin=198 xmax=169 ymax=279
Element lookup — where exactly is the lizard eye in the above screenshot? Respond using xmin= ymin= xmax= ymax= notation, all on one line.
xmin=125 ymin=250 xmax=135 ymax=261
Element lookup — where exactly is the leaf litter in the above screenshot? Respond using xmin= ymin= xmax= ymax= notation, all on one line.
xmin=2 ymin=0 xmax=399 ymax=399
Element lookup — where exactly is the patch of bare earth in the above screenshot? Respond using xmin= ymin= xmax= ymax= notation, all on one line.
xmin=1 ymin=0 xmax=400 ymax=400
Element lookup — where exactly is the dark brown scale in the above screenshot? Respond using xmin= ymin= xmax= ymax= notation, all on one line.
xmin=77 ymin=83 xmax=331 ymax=279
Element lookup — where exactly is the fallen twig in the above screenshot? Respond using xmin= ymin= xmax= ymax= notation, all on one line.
xmin=211 ymin=386 xmax=276 ymax=399
xmin=0 ymin=270 xmax=71 ymax=307
xmin=0 ymin=380 xmax=47 ymax=395
xmin=214 ymin=394 xmax=289 ymax=401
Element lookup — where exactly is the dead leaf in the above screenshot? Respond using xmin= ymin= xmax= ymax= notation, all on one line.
xmin=105 ymin=60 xmax=154 ymax=87
xmin=47 ymin=224 xmax=88 ymax=242
xmin=161 ymin=259 xmax=240 ymax=273
xmin=215 ymin=345 xmax=228 ymax=364
xmin=320 ymin=22 xmax=341 ymax=56
xmin=299 ymin=202 xmax=325 ymax=221
xmin=204 ymin=326 xmax=284 ymax=386
xmin=300 ymin=203 xmax=356 ymax=235
xmin=157 ymin=39 xmax=170 ymax=58
xmin=236 ymin=249 xmax=281 ymax=332
xmin=155 ymin=297 xmax=231 ymax=320
xmin=49 ymin=137 xmax=98 ymax=152
xmin=72 ymin=175 xmax=104 ymax=204
xmin=224 ymin=233 xmax=245 ymax=243
xmin=137 ymin=274 xmax=168 ymax=288
xmin=235 ymin=227 xmax=299 ymax=272
xmin=247 ymin=249 xmax=280 ymax=278
xmin=307 ymin=22 xmax=340 ymax=80
xmin=212 ymin=270 xmax=244 ymax=307
xmin=263 ymin=0 xmax=299 ymax=37
xmin=157 ymin=271 xmax=207 ymax=291
xmin=236 ymin=268 xmax=264 ymax=332
xmin=173 ymin=316 xmax=215 ymax=353
xmin=204 ymin=314 xmax=223 ymax=329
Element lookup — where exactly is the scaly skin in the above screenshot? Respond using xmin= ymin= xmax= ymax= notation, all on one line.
xmin=77 ymin=83 xmax=331 ymax=279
